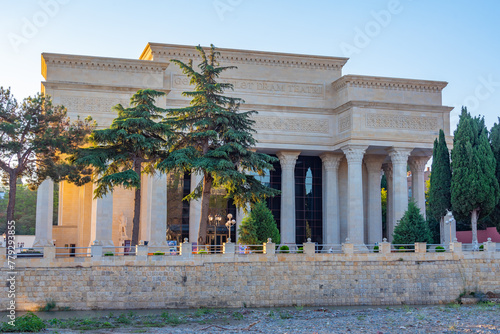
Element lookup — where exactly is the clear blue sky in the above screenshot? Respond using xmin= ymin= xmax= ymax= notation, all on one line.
xmin=1 ymin=0 xmax=499 ymax=132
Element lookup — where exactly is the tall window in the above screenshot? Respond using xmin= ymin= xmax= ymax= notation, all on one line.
xmin=166 ymin=172 xmax=190 ymax=243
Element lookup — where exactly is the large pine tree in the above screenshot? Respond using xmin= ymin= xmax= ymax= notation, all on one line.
xmin=451 ymin=107 xmax=499 ymax=244
xmin=158 ymin=45 xmax=279 ymax=245
xmin=489 ymin=118 xmax=500 ymax=233
xmin=71 ymin=89 xmax=170 ymax=246
xmin=428 ymin=129 xmax=452 ymax=243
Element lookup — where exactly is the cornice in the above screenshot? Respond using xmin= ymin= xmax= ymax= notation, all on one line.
xmin=41 ymin=53 xmax=169 ymax=79
xmin=332 ymin=75 xmax=448 ymax=93
xmin=42 ymin=81 xmax=170 ymax=95
xmin=332 ymin=100 xmax=454 ymax=115
xmin=140 ymin=42 xmax=349 ymax=71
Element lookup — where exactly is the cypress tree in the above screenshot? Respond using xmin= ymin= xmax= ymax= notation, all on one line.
xmin=428 ymin=129 xmax=452 ymax=242
xmin=451 ymin=107 xmax=500 ymax=243
xmin=490 ymin=118 xmax=500 ymax=233
xmin=249 ymin=202 xmax=280 ymax=244
xmin=71 ymin=89 xmax=170 ymax=246
xmin=392 ymin=200 xmax=432 ymax=244
xmin=158 ymin=45 xmax=279 ymax=245
xmin=237 ymin=216 xmax=258 ymax=245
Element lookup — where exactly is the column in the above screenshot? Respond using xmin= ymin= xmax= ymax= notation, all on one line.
xmin=277 ymin=151 xmax=301 ymax=245
xmin=364 ymin=155 xmax=386 ymax=244
xmin=320 ymin=153 xmax=342 ymax=245
xmin=189 ymin=171 xmax=203 ymax=243
xmin=341 ymin=145 xmax=367 ymax=245
xmin=409 ymin=156 xmax=430 ymax=219
xmin=236 ymin=203 xmax=250 ymax=243
xmin=388 ymin=148 xmax=412 ymax=236
xmin=382 ymin=163 xmax=393 ymax=241
xmin=89 ymin=183 xmax=114 ymax=246
xmin=33 ymin=178 xmax=54 ymax=247
xmin=139 ymin=174 xmax=152 ymax=242
xmin=145 ymin=173 xmax=168 ymax=248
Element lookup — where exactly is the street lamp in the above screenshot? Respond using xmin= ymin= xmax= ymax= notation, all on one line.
xmin=225 ymin=213 xmax=236 ymax=243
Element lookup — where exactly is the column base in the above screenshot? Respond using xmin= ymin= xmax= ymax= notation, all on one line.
xmin=33 ymin=238 xmax=54 ymax=247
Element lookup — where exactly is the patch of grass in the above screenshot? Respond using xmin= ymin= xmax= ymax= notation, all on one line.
xmin=268 ymin=310 xmax=276 ymax=318
xmin=38 ymin=299 xmax=57 ymax=312
xmin=356 ymin=315 xmax=366 ymax=321
xmin=194 ymin=307 xmax=213 ymax=317
xmin=161 ymin=312 xmax=184 ymax=326
xmin=232 ymin=312 xmax=244 ymax=320
xmin=116 ymin=313 xmax=132 ymax=324
xmin=0 ymin=312 xmax=46 ymax=332
xmin=279 ymin=311 xmax=292 ymax=319
xmin=294 ymin=305 xmax=304 ymax=311
xmin=416 ymin=314 xmax=425 ymax=320
xmin=446 ymin=302 xmax=461 ymax=309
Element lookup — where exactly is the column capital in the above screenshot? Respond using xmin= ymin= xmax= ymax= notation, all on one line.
xmin=364 ymin=155 xmax=386 ymax=172
xmin=320 ymin=153 xmax=343 ymax=171
xmin=382 ymin=163 xmax=393 ymax=178
xmin=408 ymin=156 xmax=430 ymax=173
xmin=276 ymin=150 xmax=301 ymax=169
xmin=387 ymin=147 xmax=412 ymax=165
xmin=341 ymin=145 xmax=368 ymax=164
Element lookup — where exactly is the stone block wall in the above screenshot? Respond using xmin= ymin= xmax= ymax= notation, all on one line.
xmin=1 ymin=253 xmax=499 ymax=311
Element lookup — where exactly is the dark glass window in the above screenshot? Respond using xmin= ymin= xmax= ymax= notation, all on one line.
xmin=167 ymin=172 xmax=190 ymax=244
xmin=295 ymin=156 xmax=323 ymax=244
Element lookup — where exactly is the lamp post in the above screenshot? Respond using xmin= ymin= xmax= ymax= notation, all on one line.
xmin=225 ymin=213 xmax=236 ymax=243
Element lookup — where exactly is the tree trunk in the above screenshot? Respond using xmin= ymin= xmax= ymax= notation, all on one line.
xmin=471 ymin=208 xmax=480 ymax=245
xmin=131 ymin=163 xmax=141 ymax=246
xmin=6 ymin=171 xmax=17 ymax=224
xmin=198 ymin=173 xmax=213 ymax=245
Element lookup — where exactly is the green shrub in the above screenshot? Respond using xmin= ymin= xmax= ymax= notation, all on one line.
xmin=373 ymin=245 xmax=379 ymax=253
xmin=197 ymin=249 xmax=207 ymax=255
xmin=38 ymin=299 xmax=56 ymax=312
xmin=392 ymin=200 xmax=432 ymax=244
xmin=238 ymin=202 xmax=280 ymax=245
xmin=0 ymin=312 xmax=46 ymax=332
xmin=479 ymin=245 xmax=484 ymax=251
xmin=153 ymin=251 xmax=165 ymax=256
xmin=279 ymin=245 xmax=289 ymax=253
xmin=297 ymin=246 xmax=303 ymax=254
xmin=104 ymin=252 xmax=114 ymax=256
xmin=435 ymin=246 xmax=446 ymax=252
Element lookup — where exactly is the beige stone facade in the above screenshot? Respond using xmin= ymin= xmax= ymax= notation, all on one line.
xmin=35 ymin=43 xmax=453 ymax=248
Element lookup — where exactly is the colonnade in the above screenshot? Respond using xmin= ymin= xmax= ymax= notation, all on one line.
xmin=33 ymin=147 xmax=429 ymax=247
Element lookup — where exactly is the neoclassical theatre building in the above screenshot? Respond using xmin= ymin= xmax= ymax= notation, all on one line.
xmin=33 ymin=43 xmax=452 ymax=250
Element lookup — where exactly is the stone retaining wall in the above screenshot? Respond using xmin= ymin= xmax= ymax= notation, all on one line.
xmin=2 ymin=251 xmax=499 ymax=311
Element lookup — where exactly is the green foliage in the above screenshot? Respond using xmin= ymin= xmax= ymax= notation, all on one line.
xmin=279 ymin=245 xmax=290 ymax=253
xmin=38 ymin=299 xmax=56 ymax=312
xmin=248 ymin=202 xmax=280 ymax=244
xmin=153 ymin=251 xmax=165 ymax=256
xmin=490 ymin=118 xmax=500 ymax=233
xmin=157 ymin=45 xmax=279 ymax=244
xmin=392 ymin=200 xmax=433 ymax=244
xmin=0 ymin=184 xmax=35 ymax=234
xmin=232 ymin=312 xmax=244 ymax=320
xmin=0 ymin=87 xmax=94 ymax=226
xmin=237 ymin=216 xmax=258 ymax=245
xmin=71 ymin=89 xmax=170 ymax=245
xmin=451 ymin=107 xmax=500 ymax=241
xmin=373 ymin=245 xmax=379 ymax=253
xmin=429 ymin=129 xmax=452 ymax=222
xmin=0 ymin=312 xmax=46 ymax=332
xmin=435 ymin=246 xmax=445 ymax=252
xmin=103 ymin=252 xmax=114 ymax=256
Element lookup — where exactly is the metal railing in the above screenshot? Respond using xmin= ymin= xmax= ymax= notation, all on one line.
xmin=55 ymin=246 xmax=91 ymax=257
xmin=427 ymin=244 xmax=449 ymax=253
xmin=15 ymin=247 xmax=44 ymax=257
xmin=193 ymin=245 xmax=223 ymax=254
xmin=275 ymin=244 xmax=302 ymax=253
xmin=237 ymin=244 xmax=264 ymax=254
xmin=316 ymin=244 xmax=342 ymax=254
xmin=102 ymin=246 xmax=136 ymax=256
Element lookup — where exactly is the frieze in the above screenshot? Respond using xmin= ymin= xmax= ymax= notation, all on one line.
xmin=366 ymin=114 xmax=437 ymax=131
xmin=252 ymin=116 xmax=329 ymax=134
xmin=58 ymin=96 xmax=129 ymax=115
xmin=172 ymin=75 xmax=324 ymax=98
